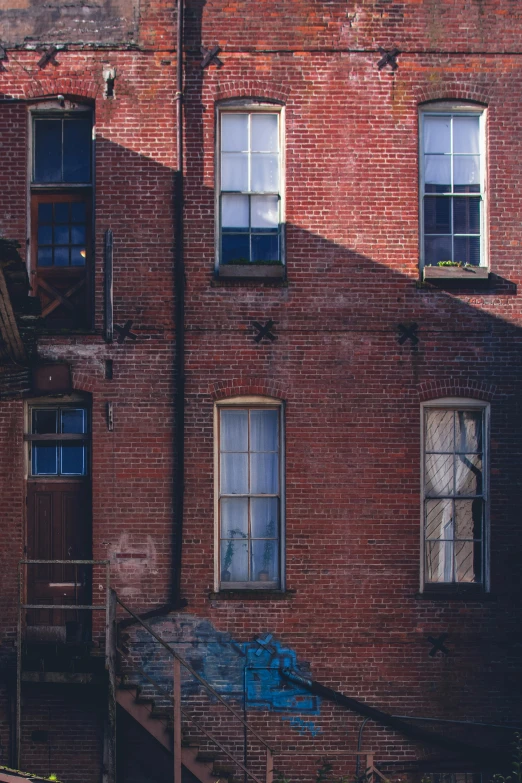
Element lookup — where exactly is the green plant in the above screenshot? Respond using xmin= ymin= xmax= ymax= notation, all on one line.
xmin=492 ymin=733 xmax=522 ymax=783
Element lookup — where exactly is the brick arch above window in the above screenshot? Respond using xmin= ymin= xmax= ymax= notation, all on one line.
xmin=210 ymin=378 xmax=287 ymax=402
xmin=213 ymin=81 xmax=290 ymax=106
xmin=416 ymin=83 xmax=491 ymax=108
xmin=417 ymin=379 xmax=496 ymax=403
xmin=24 ymin=80 xmax=100 ymax=102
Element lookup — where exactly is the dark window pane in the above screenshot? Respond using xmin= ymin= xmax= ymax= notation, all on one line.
xmin=454 ymin=183 xmax=481 ymax=194
xmin=454 ymin=197 xmax=480 ymax=234
xmin=38 ymin=203 xmax=53 ymax=223
xmin=71 ymin=247 xmax=86 ymax=266
xmin=54 ymin=203 xmax=70 ymax=223
xmin=54 ymin=247 xmax=69 ymax=266
xmin=71 ymin=202 xmax=86 ymax=222
xmin=424 ymin=197 xmax=451 ymax=235
xmin=454 ymin=236 xmax=480 ymax=266
xmin=60 ymin=443 xmax=87 ymax=475
xmin=71 ymin=224 xmax=86 ymax=244
xmin=34 ymin=120 xmax=61 ymax=183
xmin=32 ymin=443 xmax=58 ymax=475
xmin=252 ymin=233 xmax=279 ymax=262
xmin=425 ymin=183 xmax=451 ymax=194
xmin=424 ymin=236 xmax=452 ymax=266
xmin=54 ymin=225 xmax=70 ymax=245
xmin=33 ymin=409 xmax=58 ymax=434
xmin=63 ymin=119 xmax=92 ymax=183
xmin=37 ymin=247 xmax=53 ymax=267
xmin=222 ymin=233 xmax=250 ymax=264
xmin=38 ymin=226 xmax=52 ymax=245
xmin=61 ymin=409 xmax=86 ymax=434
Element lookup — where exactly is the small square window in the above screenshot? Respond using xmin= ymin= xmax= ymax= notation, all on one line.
xmin=217 ymin=105 xmax=284 ymax=273
xmin=216 ymin=400 xmax=284 ymax=590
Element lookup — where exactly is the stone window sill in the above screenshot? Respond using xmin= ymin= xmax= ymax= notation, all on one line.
xmin=208 ymin=589 xmax=296 ymax=601
xmin=416 ymin=586 xmax=495 ymax=602
xmin=217 ymin=264 xmax=285 ymax=281
xmin=423 ymin=266 xmax=489 ymax=282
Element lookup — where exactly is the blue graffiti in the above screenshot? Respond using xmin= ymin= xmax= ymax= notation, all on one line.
xmin=281 ymin=716 xmax=322 ymax=737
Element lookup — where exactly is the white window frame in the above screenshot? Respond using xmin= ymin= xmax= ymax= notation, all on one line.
xmin=420 ymin=398 xmax=490 ymax=592
xmin=419 ymin=102 xmax=488 ymax=270
xmin=214 ymin=396 xmax=285 ymax=591
xmin=215 ymin=100 xmax=285 ymax=271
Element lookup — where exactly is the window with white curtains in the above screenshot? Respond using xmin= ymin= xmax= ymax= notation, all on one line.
xmin=217 ymin=104 xmax=283 ymax=266
xmin=422 ymin=401 xmax=488 ymax=589
xmin=217 ymin=400 xmax=283 ymax=589
xmin=420 ymin=104 xmax=486 ymax=268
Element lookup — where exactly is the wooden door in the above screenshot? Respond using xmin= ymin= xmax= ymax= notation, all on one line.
xmin=26 ymin=480 xmax=91 ymax=637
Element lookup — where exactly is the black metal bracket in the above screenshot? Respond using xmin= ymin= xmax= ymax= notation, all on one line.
xmin=427 ymin=633 xmax=450 ymax=657
xmin=397 ymin=322 xmax=419 ymax=346
xmin=252 ymin=320 xmax=277 ymax=344
xmin=377 ymin=47 xmax=400 ymax=71
xmin=37 ymin=45 xmax=62 ymax=69
xmin=114 ymin=320 xmax=137 ymax=344
xmin=201 ymin=45 xmax=223 ymax=69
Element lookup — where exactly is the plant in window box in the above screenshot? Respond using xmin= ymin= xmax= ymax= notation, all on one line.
xmin=258 ymin=519 xmax=276 ymax=582
xmin=221 ymin=528 xmax=246 ymax=582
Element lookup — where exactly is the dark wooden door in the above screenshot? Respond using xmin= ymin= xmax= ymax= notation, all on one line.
xmin=26 ymin=481 xmax=91 ymax=634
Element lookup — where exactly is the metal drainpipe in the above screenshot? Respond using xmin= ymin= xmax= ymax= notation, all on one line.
xmin=173 ymin=0 xmax=186 ymax=607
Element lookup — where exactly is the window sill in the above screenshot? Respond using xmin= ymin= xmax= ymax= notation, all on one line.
xmin=208 ymin=589 xmax=296 ymax=601
xmin=423 ymin=266 xmax=489 ymax=282
xmin=217 ymin=264 xmax=285 ymax=280
xmin=416 ymin=586 xmax=495 ymax=602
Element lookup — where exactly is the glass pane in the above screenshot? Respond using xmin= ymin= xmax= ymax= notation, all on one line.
xmin=54 ymin=203 xmax=70 ymax=223
xmin=34 ymin=120 xmax=62 ymax=183
xmin=251 ymin=154 xmax=279 ymax=191
xmin=251 ymin=114 xmax=278 ymax=152
xmin=32 ymin=443 xmax=58 ymax=475
xmin=425 ymin=498 xmax=453 ymax=540
xmin=453 ymin=197 xmax=480 ymax=234
xmin=37 ymin=247 xmax=53 ymax=267
xmin=251 ymin=497 xmax=278 ymax=538
xmin=54 ymin=247 xmax=69 ymax=266
xmin=71 ymin=247 xmax=86 ymax=266
xmin=424 ymin=155 xmax=450 ymax=188
xmin=455 ymin=540 xmax=481 ymax=582
xmin=222 ymin=194 xmax=249 ymax=228
xmin=38 ymin=225 xmax=52 ymax=245
xmin=220 ymin=539 xmax=248 ymax=582
xmin=251 ymin=195 xmax=279 ymax=228
xmin=425 ymin=409 xmax=454 ymax=452
xmin=250 ymin=453 xmax=278 ymax=494
xmin=453 ymin=116 xmax=480 ymax=154
xmin=424 ymin=235 xmax=452 ymax=266
xmin=221 ymin=114 xmax=248 ymax=152
xmin=221 ymin=453 xmax=248 ymax=494
xmin=252 ymin=234 xmax=279 ymax=262
xmin=425 ymin=453 xmax=453 ymax=496
xmin=455 ymin=411 xmax=482 ymax=452
xmin=33 ymin=409 xmax=58 ymax=434
xmin=63 ymin=118 xmax=92 ymax=183
xmin=426 ymin=541 xmax=454 ymax=583
xmin=455 ymin=498 xmax=483 ymax=540
xmin=424 ymin=116 xmax=450 ymax=154
xmin=38 ymin=203 xmax=53 ymax=223
xmin=456 ymin=454 xmax=482 ymax=495
xmin=71 ymin=224 xmax=86 ymax=244
xmin=424 ymin=197 xmax=450 ymax=235
xmin=251 ymin=539 xmax=279 ymax=582
xmin=61 ymin=409 xmax=86 ymax=434
xmin=71 ymin=202 xmax=86 ymax=222
xmin=221 ymin=153 xmax=248 ymax=190
xmin=220 ymin=497 xmax=248 ymax=539
xmin=60 ymin=443 xmax=87 ymax=475
xmin=54 ymin=225 xmax=69 ymax=244
xmin=454 ymin=236 xmax=480 ymax=266
xmin=250 ymin=410 xmax=278 ymax=451
xmin=454 ymin=155 xmax=480 ymax=189
xmin=221 ymin=410 xmax=248 ymax=451
xmin=222 ymin=234 xmax=250 ymax=264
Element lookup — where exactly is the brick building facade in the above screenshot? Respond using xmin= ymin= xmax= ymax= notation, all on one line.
xmin=0 ymin=1 xmax=521 ymax=782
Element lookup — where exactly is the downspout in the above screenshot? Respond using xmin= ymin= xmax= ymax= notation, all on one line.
xmin=173 ymin=0 xmax=186 ymax=607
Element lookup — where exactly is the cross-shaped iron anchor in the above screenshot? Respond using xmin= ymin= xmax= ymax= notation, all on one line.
xmin=37 ymin=45 xmax=61 ymax=69
xmin=427 ymin=633 xmax=450 ymax=657
xmin=377 ymin=47 xmax=400 ymax=71
xmin=201 ymin=45 xmax=223 ymax=69
xmin=252 ymin=320 xmax=277 ymax=344
xmin=397 ymin=323 xmax=419 ymax=346
xmin=114 ymin=320 xmax=138 ymax=344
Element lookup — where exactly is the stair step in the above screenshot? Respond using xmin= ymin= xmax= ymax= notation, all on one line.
xmin=135 ymin=696 xmax=155 ymax=708
xmin=196 ymin=751 xmax=218 ymax=763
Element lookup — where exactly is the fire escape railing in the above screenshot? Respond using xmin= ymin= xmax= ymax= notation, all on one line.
xmin=115 ymin=593 xmax=274 ymax=783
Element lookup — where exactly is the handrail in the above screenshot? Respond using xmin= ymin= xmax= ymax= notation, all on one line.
xmin=115 ymin=594 xmax=272 ymax=751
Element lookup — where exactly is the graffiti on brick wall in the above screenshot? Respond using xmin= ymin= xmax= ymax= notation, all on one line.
xmin=129 ymin=616 xmax=320 ymax=721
